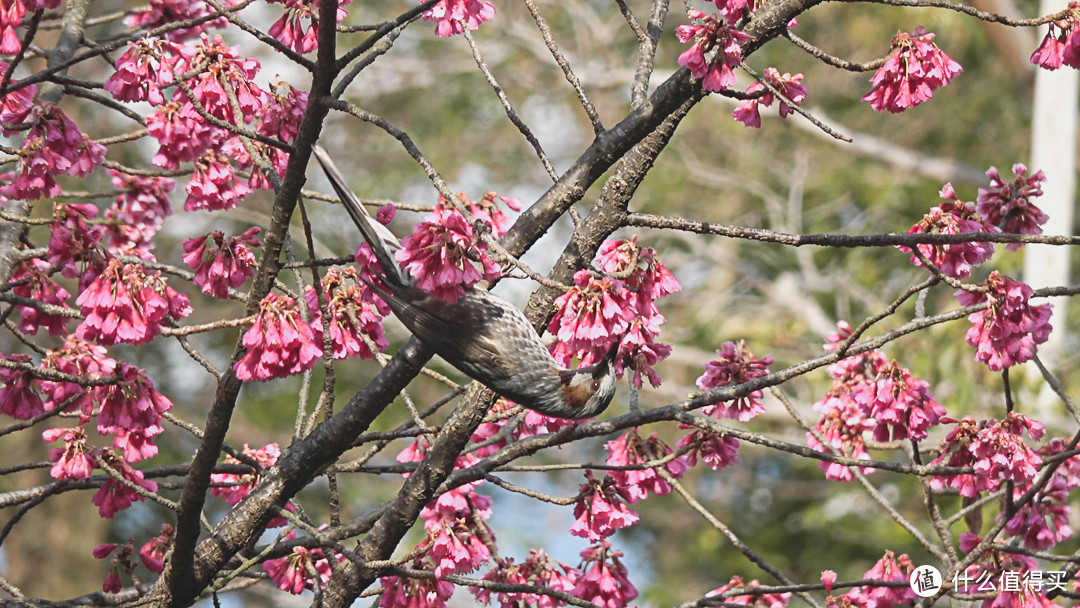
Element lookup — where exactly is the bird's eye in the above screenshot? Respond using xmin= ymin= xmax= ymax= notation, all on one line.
xmin=592 ymin=379 xmax=601 ymax=391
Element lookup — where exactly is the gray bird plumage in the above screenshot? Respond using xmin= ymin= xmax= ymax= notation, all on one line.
xmin=313 ymin=145 xmax=617 ymax=419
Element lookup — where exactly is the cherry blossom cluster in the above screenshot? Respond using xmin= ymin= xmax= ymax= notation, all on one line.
xmin=125 ymin=0 xmax=236 ymax=41
xmin=862 ymin=27 xmax=962 ymax=113
xmin=422 ymin=0 xmax=496 ymax=37
xmin=604 ymin=430 xmax=689 ymax=503
xmin=47 ymin=202 xmax=106 ymax=290
xmin=93 ymin=539 xmax=137 ymax=594
xmin=234 ymin=293 xmax=324 ymax=381
xmin=75 ymin=258 xmax=193 ymax=346
xmin=549 ymin=236 xmax=680 ymax=387
xmin=808 ymin=322 xmax=943 ymax=481
xmin=305 ymin=267 xmax=390 ymax=360
xmin=696 ymin=339 xmax=774 ymax=422
xmin=103 ymin=171 xmax=175 ymax=260
xmin=267 ymin=0 xmax=350 ymax=54
xmin=9 ymin=258 xmax=72 ymax=337
xmin=393 ymin=196 xmax=510 ymax=302
xmin=182 ymin=227 xmax=262 ymax=298
xmin=996 ymin=438 xmax=1080 ymax=552
xmin=977 ymin=164 xmax=1049 ymax=246
xmin=675 ymin=9 xmax=750 ymax=92
xmin=570 ymin=470 xmax=639 ymax=541
xmin=3 ymin=103 xmax=106 ymax=201
xmin=109 ymin=33 xmax=310 ymax=211
xmin=956 ymin=270 xmax=1052 ymax=371
xmin=954 ymin=533 xmax=1050 ymax=608
xmin=733 ymin=68 xmax=808 ymax=128
xmin=820 ymin=551 xmax=916 ymax=608
xmin=263 ymin=533 xmax=340 ymax=594
xmin=210 ymin=443 xmax=282 ymax=506
xmin=475 ymin=550 xmax=580 ymax=607
xmin=573 ymin=542 xmax=638 ymax=608
xmin=930 ymin=413 xmax=1045 ymax=497
xmin=899 ymin=185 xmax=995 ymax=279
xmin=1030 ymin=2 xmax=1080 ymax=70
xmin=706 ymin=575 xmax=791 ymax=608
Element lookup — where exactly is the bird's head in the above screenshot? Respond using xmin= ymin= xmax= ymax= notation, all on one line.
xmin=556 ymin=341 xmax=620 ymax=419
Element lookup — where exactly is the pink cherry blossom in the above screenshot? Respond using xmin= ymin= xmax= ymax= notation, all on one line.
xmin=821 ymin=570 xmax=837 ymax=594
xmin=305 ymin=267 xmax=389 ymax=360
xmin=677 ymin=429 xmax=741 ymax=470
xmin=75 ymin=258 xmax=192 ymax=346
xmin=573 ymin=541 xmax=638 ymax=608
xmin=424 ymin=518 xmax=492 ymax=577
xmin=43 ymin=426 xmax=96 ymax=480
xmin=852 ymin=360 xmax=946 ymax=443
xmin=675 ymin=9 xmax=750 ymax=92
xmin=808 ymin=397 xmax=874 ymax=482
xmin=547 ymin=269 xmax=634 ymax=367
xmin=210 ymin=443 xmax=281 ymax=505
xmin=956 ymin=533 xmax=1045 ymax=608
xmin=706 ymin=575 xmax=791 ymax=608
xmin=696 ymin=340 xmax=773 ymax=422
xmin=1030 ymin=5 xmax=1080 ymax=69
xmin=10 ymin=259 xmax=72 ymax=336
xmin=733 ymin=68 xmax=808 ymax=128
xmin=0 ymin=63 xmax=37 ymax=134
xmin=422 ymin=0 xmax=495 ymax=37
xmin=395 ymin=205 xmax=501 ymax=302
xmin=604 ymin=430 xmax=688 ymax=503
xmin=125 ymin=0 xmax=236 ymax=41
xmin=264 ymin=545 xmax=335 ymax=594
xmin=267 ymin=0 xmax=349 ymax=54
xmin=146 ymin=100 xmax=218 ymax=169
xmin=900 ymin=189 xmax=995 ymax=279
xmin=261 ymin=79 xmax=309 ymax=143
xmin=183 ymin=227 xmax=261 ymax=298
xmin=379 ymin=571 xmax=455 ymax=608
xmin=0 ymin=0 xmax=27 ymax=54
xmin=234 ymin=294 xmax=323 ymax=381
xmin=3 ymin=104 xmax=106 ymax=200
xmin=95 ymin=362 xmax=173 ymax=462
xmin=38 ymin=337 xmax=117 ymax=415
xmin=0 ymin=353 xmax=45 ymax=419
xmin=1001 ymin=473 xmax=1072 ymax=550
xmin=862 ymin=27 xmax=963 ymax=113
xmin=956 ymin=271 xmax=1052 ymax=371
xmin=92 ymin=453 xmax=158 ymax=519
xmin=185 ymin=152 xmax=253 ymax=212
xmin=47 ymin=202 xmax=106 ymax=290
xmin=139 ymin=524 xmax=174 ymax=573
xmin=930 ymin=414 xmax=1044 ymax=497
xmin=861 ymin=551 xmax=916 ymax=608
xmin=462 ymin=191 xmax=521 ymax=238
xmin=476 ymin=550 xmax=581 ymax=608
xmin=177 ymin=35 xmax=263 ymax=126
xmin=103 ymin=38 xmax=185 ymax=105
xmin=977 ymin=164 xmax=1048 ymax=249
xmin=570 ymin=470 xmax=639 ymax=541
xmin=103 ymin=170 xmax=175 ymax=260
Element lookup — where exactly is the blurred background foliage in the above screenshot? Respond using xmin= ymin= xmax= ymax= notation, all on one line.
xmin=2 ymin=0 xmax=1077 ymax=604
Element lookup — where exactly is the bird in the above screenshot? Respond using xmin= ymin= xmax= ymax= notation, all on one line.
xmin=312 ymin=145 xmax=618 ymax=419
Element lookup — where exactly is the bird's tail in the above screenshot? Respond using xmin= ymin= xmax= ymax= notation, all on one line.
xmin=313 ymin=145 xmax=410 ymax=289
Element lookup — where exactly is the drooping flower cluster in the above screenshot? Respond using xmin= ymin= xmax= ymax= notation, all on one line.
xmin=604 ymin=430 xmax=689 ymax=503
xmin=139 ymin=523 xmax=174 ymax=573
xmin=0 ymin=62 xmax=36 ymax=129
xmin=820 ymin=552 xmax=916 ymax=608
xmin=93 ymin=539 xmax=137 ymax=594
xmin=209 ymin=443 xmax=282 ymax=505
xmin=696 ymin=340 xmax=774 ymax=422
xmin=47 ymin=202 xmax=106 ymax=290
xmin=267 ymin=0 xmax=350 ymax=54
xmin=573 ymin=542 xmax=639 ymax=608
xmin=43 ymin=426 xmax=96 ymax=480
xmin=305 ymin=266 xmax=390 ymax=360
xmin=234 ymin=293 xmax=323 ymax=381
xmin=977 ymin=164 xmax=1049 ymax=247
xmin=0 ymin=353 xmax=44 ymax=420
xmin=380 ymin=569 xmax=455 ymax=608
xmin=955 ymin=533 xmax=1048 ymax=608
xmin=182 ymin=227 xmax=262 ymax=298
xmin=549 ymin=237 xmax=680 ymax=386
xmin=96 ymin=362 xmax=174 ymax=462
xmin=677 ymin=428 xmax=742 ymax=471
xmin=185 ymin=151 xmax=254 ymax=212
xmin=675 ymin=9 xmax=750 ymax=92
xmin=475 ymin=550 xmax=581 ymax=607
xmin=75 ymin=258 xmax=193 ymax=346
xmin=103 ymin=170 xmax=175 ymax=260
xmin=862 ymin=27 xmax=963 ymax=113
xmin=263 ymin=536 xmax=338 ymax=594
xmin=956 ymin=271 xmax=1052 ymax=371
xmin=422 ymin=0 xmax=496 ymax=37
xmin=899 ymin=185 xmax=995 ymax=279
xmin=0 ymin=0 xmax=60 ymax=53
xmin=9 ymin=259 xmax=73 ymax=337
xmin=124 ymin=0 xmax=236 ymax=41
xmin=394 ymin=203 xmax=502 ymax=302
xmin=3 ymin=103 xmax=106 ymax=200
xmin=1030 ymin=2 xmax=1080 ymax=69
xmin=570 ymin=470 xmax=639 ymax=541
xmin=930 ymin=413 xmax=1045 ymax=497
xmin=38 ymin=337 xmax=118 ymax=416
xmin=706 ymin=575 xmax=792 ymax=608
xmin=92 ymin=452 xmax=159 ymax=519
xmin=103 ymin=38 xmax=184 ymax=105
xmin=733 ymin=68 xmax=808 ymax=128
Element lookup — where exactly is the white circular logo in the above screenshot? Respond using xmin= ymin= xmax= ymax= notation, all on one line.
xmin=909 ymin=565 xmax=942 ymax=598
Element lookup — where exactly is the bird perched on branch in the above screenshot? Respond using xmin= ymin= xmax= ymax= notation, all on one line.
xmin=313 ymin=146 xmax=618 ymax=419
